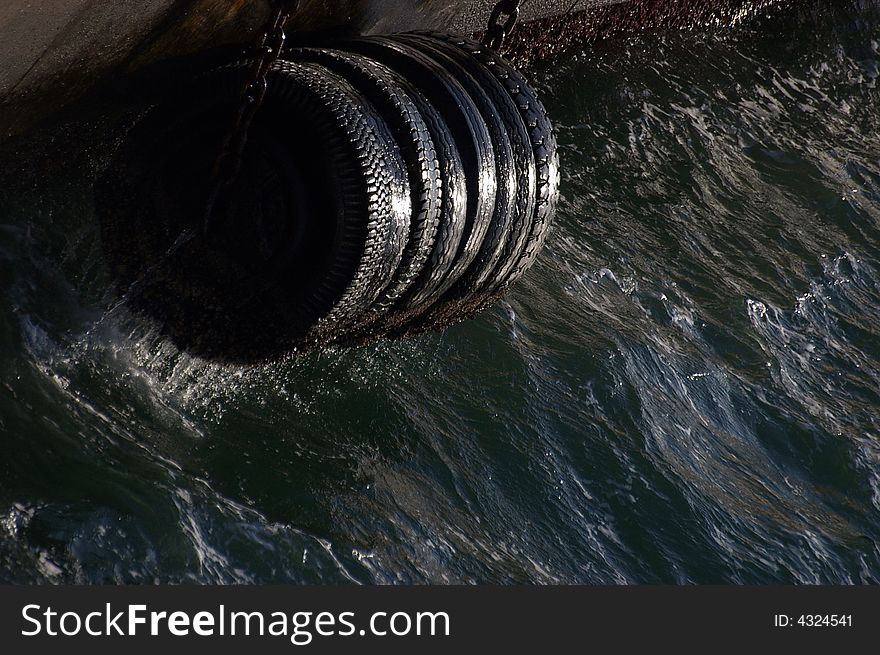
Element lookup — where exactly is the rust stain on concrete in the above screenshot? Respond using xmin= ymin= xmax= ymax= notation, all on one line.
xmin=126 ymin=0 xmax=261 ymax=72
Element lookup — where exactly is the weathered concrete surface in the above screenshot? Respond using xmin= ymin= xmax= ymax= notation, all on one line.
xmin=356 ymin=0 xmax=618 ymax=34
xmin=0 ymin=0 xmax=267 ymax=137
xmin=0 ymin=0 xmax=783 ymax=138
xmin=501 ymin=0 xmax=788 ymax=65
xmin=0 ymin=0 xmax=600 ymax=114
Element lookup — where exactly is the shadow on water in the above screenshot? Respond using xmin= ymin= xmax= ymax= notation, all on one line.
xmin=2 ymin=0 xmax=880 ymax=584
xmin=95 ymin=99 xmax=339 ymax=365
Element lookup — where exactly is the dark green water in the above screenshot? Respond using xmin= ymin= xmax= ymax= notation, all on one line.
xmin=2 ymin=0 xmax=880 ymax=584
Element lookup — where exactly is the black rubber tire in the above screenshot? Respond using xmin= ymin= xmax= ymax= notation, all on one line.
xmin=288 ymin=47 xmax=442 ymax=318
xmin=424 ymin=32 xmax=560 ymax=291
xmin=393 ymin=33 xmax=536 ymax=298
xmin=341 ymin=36 xmax=498 ymax=308
xmin=288 ymin=47 xmax=469 ymax=342
xmin=99 ymin=59 xmax=412 ymax=355
xmin=388 ymin=74 xmax=468 ymax=313
xmin=267 ymin=61 xmax=411 ymax=334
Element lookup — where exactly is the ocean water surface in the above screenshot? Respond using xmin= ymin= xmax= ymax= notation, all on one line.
xmin=1 ymin=0 xmax=879 ymax=583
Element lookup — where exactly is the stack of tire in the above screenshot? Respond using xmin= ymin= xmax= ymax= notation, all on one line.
xmin=100 ymin=33 xmax=559 ymax=361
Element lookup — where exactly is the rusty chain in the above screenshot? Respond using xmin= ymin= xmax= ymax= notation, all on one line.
xmin=203 ymin=0 xmax=301 ymax=233
xmin=482 ymin=0 xmax=524 ymax=51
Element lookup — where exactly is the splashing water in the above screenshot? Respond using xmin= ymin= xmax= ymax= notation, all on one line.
xmin=1 ymin=0 xmax=879 ymax=583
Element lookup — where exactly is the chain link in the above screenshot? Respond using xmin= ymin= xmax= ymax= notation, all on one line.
xmin=482 ymin=0 xmax=524 ymax=51
xmin=205 ymin=0 xmax=519 ymax=230
xmin=203 ymin=0 xmax=301 ymax=233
